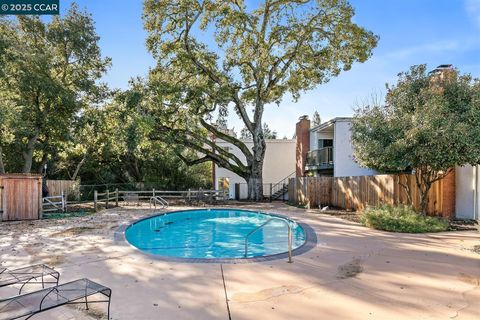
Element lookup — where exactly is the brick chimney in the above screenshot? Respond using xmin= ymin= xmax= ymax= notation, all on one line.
xmin=296 ymin=115 xmax=310 ymax=177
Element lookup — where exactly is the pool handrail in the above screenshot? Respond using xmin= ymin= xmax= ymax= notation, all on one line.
xmin=244 ymin=217 xmax=293 ymax=263
xmin=149 ymin=196 xmax=169 ymax=209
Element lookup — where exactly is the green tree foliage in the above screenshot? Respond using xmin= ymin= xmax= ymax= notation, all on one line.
xmin=28 ymin=86 xmax=213 ymax=189
xmin=143 ymin=0 xmax=378 ymax=199
xmin=105 ymin=83 xmax=212 ymax=189
xmin=352 ymin=65 xmax=480 ymax=214
xmin=312 ymin=111 xmax=321 ymax=127
xmin=53 ymin=106 xmax=107 ymax=181
xmin=0 ymin=101 xmax=17 ymax=174
xmin=0 ymin=6 xmax=211 ymax=191
xmin=240 ymin=123 xmax=277 ymax=139
xmin=0 ymin=4 xmax=110 ymax=173
xmin=0 ymin=18 xmax=16 ymax=174
xmin=48 ymin=81 xmax=212 ymax=190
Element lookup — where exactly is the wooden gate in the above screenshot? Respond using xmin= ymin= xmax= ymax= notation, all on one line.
xmin=0 ymin=174 xmax=42 ymax=221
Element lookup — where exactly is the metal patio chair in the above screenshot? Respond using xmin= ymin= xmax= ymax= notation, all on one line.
xmin=0 ymin=278 xmax=112 ymax=320
xmin=0 ymin=265 xmax=60 ymax=295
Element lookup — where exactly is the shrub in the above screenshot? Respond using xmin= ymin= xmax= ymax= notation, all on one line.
xmin=360 ymin=204 xmax=450 ymax=233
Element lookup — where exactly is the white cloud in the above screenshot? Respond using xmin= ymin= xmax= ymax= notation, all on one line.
xmin=466 ymin=0 xmax=480 ymax=27
xmin=385 ymin=40 xmax=461 ymax=60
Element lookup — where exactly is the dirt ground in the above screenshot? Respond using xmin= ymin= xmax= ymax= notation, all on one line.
xmin=0 ymin=202 xmax=479 ymax=320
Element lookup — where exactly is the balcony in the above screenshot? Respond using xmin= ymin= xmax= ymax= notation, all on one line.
xmin=305 ymin=147 xmax=333 ymax=171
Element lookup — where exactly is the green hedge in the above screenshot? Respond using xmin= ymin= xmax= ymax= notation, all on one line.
xmin=360 ymin=205 xmax=450 ymax=233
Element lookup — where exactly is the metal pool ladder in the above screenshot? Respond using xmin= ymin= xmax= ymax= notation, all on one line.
xmin=149 ymin=196 xmax=169 ymax=209
xmin=244 ymin=217 xmax=293 ymax=263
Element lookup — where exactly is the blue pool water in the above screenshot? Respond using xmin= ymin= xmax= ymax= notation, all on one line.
xmin=125 ymin=209 xmax=306 ymax=259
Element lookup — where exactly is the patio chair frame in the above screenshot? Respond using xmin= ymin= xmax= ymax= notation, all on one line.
xmin=0 ymin=278 xmax=111 ymax=320
xmin=0 ymin=264 xmax=60 ymax=295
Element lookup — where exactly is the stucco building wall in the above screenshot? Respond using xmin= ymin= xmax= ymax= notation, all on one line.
xmin=333 ymin=120 xmax=377 ymax=177
xmin=215 ymin=139 xmax=296 ymax=199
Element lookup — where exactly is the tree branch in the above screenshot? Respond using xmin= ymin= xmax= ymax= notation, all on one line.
xmin=154 ymin=123 xmax=249 ymax=174
xmin=182 ymin=5 xmax=254 ymax=132
xmin=183 ymin=5 xmax=223 ymax=85
xmin=173 ymin=135 xmax=249 ymax=178
xmin=199 ymin=118 xmax=253 ymax=159
xmin=232 ymin=92 xmax=254 ymax=131
xmin=175 ymin=152 xmax=211 ymax=166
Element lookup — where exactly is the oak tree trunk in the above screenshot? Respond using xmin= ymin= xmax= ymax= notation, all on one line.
xmin=247 ymin=121 xmax=266 ymax=201
xmin=247 ymin=167 xmax=263 ymax=201
xmin=37 ymin=152 xmax=48 ymax=174
xmin=22 ymin=134 xmax=38 ymax=173
xmin=0 ymin=145 xmax=5 ymax=174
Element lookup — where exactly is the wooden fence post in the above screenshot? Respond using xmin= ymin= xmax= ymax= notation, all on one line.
xmin=61 ymin=191 xmax=66 ymax=213
xmin=94 ymin=190 xmax=98 ymax=212
xmin=115 ymin=188 xmax=119 ymax=207
xmin=106 ymin=189 xmax=109 ymax=209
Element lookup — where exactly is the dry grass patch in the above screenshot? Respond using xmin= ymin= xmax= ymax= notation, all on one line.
xmin=50 ymin=226 xmax=98 ymax=237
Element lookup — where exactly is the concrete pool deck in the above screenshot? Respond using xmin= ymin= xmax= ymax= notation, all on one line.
xmin=0 ymin=203 xmax=479 ymax=319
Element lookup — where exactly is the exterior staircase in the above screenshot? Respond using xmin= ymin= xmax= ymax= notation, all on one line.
xmin=271 ymin=184 xmax=289 ymax=200
xmin=270 ymin=171 xmax=295 ymax=201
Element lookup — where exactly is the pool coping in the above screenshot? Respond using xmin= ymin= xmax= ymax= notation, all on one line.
xmin=113 ymin=208 xmax=318 ymax=264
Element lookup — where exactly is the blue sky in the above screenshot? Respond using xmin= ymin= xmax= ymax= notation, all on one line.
xmin=62 ymin=0 xmax=480 ymax=138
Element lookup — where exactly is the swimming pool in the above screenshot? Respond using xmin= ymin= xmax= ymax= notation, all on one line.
xmin=125 ymin=209 xmax=306 ymax=260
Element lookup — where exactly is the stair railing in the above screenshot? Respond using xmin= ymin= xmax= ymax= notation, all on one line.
xmin=270 ymin=171 xmax=296 ymax=201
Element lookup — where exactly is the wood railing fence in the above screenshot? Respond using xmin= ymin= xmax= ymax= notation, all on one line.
xmin=92 ymin=189 xmax=227 ymax=212
xmin=288 ymin=173 xmax=455 ymax=217
xmin=43 ymin=192 xmax=67 ymax=213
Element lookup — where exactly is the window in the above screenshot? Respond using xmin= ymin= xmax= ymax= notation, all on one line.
xmin=318 ymin=139 xmax=333 ymax=148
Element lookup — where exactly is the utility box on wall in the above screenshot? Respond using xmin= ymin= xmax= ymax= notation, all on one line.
xmin=0 ymin=174 xmax=43 ymax=221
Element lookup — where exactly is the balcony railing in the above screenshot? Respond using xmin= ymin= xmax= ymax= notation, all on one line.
xmin=306 ymin=147 xmax=333 ymax=170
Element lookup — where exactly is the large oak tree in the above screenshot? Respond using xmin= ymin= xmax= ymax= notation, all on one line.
xmin=143 ymin=0 xmax=378 ymax=199
xmin=0 ymin=4 xmax=110 ymax=173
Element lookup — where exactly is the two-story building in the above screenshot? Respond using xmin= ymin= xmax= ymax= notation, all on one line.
xmin=295 ymin=114 xmax=479 ymax=221
xmin=295 ymin=115 xmax=376 ymax=178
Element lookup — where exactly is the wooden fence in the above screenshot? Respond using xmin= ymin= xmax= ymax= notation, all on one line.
xmin=288 ymin=173 xmax=455 ymax=217
xmin=46 ymin=180 xmax=80 ymax=200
